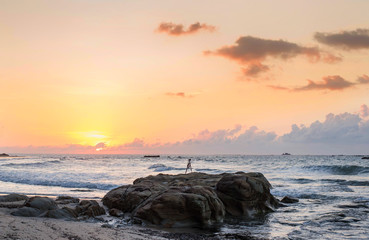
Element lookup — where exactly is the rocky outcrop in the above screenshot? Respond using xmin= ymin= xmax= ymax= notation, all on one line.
xmin=11 ymin=196 xmax=105 ymax=219
xmin=103 ymin=172 xmax=279 ymax=228
xmin=216 ymin=172 xmax=279 ymax=216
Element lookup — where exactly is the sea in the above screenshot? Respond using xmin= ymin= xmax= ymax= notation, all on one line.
xmin=1 ymin=154 xmax=368 ymax=239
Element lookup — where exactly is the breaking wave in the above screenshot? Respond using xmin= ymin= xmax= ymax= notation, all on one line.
xmin=303 ymin=165 xmax=369 ymax=175
xmin=148 ymin=164 xmax=186 ymax=172
xmin=2 ymin=160 xmax=61 ymax=168
xmin=0 ymin=173 xmax=117 ymax=190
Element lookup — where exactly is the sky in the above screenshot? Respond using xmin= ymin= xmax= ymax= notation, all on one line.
xmin=1 ymin=0 xmax=369 ymax=154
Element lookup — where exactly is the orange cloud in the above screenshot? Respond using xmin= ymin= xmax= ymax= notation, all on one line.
xmin=157 ymin=22 xmax=216 ymax=36
xmin=206 ymin=36 xmax=341 ymax=78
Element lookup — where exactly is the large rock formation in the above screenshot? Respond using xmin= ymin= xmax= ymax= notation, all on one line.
xmin=103 ymin=172 xmax=279 ymax=228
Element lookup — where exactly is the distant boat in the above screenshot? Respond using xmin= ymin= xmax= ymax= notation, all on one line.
xmin=282 ymin=153 xmax=291 ymax=155
xmin=144 ymin=155 xmax=160 ymax=158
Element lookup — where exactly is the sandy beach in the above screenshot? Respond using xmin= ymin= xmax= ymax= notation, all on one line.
xmin=0 ymin=195 xmax=263 ymax=240
xmin=0 ymin=206 xmax=168 ymax=240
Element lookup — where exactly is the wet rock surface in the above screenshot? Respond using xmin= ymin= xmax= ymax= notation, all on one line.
xmin=0 ymin=194 xmax=29 ymax=202
xmin=10 ymin=196 xmax=105 ymax=219
xmin=55 ymin=196 xmax=80 ymax=204
xmin=25 ymin=196 xmax=58 ymax=211
xmin=103 ymin=172 xmax=279 ymax=228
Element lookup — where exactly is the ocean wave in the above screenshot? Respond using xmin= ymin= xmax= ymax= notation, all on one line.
xmin=2 ymin=160 xmax=61 ymax=168
xmin=148 ymin=164 xmax=186 ymax=172
xmin=321 ymin=179 xmax=369 ymax=186
xmin=303 ymin=165 xmax=369 ymax=175
xmin=195 ymin=168 xmax=220 ymax=172
xmin=0 ymin=174 xmax=117 ymax=190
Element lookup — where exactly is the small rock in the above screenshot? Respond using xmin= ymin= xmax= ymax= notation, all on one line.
xmin=11 ymin=207 xmax=44 ymax=217
xmin=43 ymin=207 xmax=78 ymax=219
xmin=281 ymin=196 xmax=299 ymax=203
xmin=85 ymin=205 xmax=106 ymax=217
xmin=76 ymin=200 xmax=105 ymax=218
xmin=25 ymin=197 xmax=58 ymax=210
xmin=0 ymin=201 xmax=25 ymax=209
xmin=109 ymin=208 xmax=124 ymax=217
xmin=101 ymin=224 xmax=113 ymax=228
xmin=55 ymin=196 xmax=80 ymax=204
xmin=0 ymin=194 xmax=29 ymax=202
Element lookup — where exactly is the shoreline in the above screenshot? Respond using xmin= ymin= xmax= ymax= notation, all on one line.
xmin=0 ymin=194 xmax=265 ymax=240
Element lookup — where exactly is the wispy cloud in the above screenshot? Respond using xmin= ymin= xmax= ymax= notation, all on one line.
xmin=156 ymin=22 xmax=216 ymax=36
xmin=357 ymin=74 xmax=369 ymax=84
xmin=270 ymin=74 xmax=369 ymax=92
xmin=315 ymin=28 xmax=369 ymax=50
xmin=165 ymin=92 xmax=197 ymax=98
xmin=205 ymin=36 xmax=340 ymax=78
xmin=294 ymin=75 xmax=354 ymax=91
xmin=267 ymin=85 xmax=290 ymax=91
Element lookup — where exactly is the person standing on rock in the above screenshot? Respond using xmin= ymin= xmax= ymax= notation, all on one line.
xmin=185 ymin=159 xmax=192 ymax=174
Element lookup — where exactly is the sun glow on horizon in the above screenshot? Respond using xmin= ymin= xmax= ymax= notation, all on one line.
xmin=69 ymin=131 xmax=110 ymax=146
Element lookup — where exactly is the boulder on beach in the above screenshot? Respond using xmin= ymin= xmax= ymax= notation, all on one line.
xmin=0 ymin=193 xmax=29 ymax=202
xmin=11 ymin=207 xmax=45 ymax=217
xmin=55 ymin=196 xmax=80 ymax=204
xmin=43 ymin=207 xmax=79 ymax=219
xmin=10 ymin=196 xmax=104 ymax=220
xmin=103 ymin=172 xmax=279 ymax=228
xmin=76 ymin=200 xmax=106 ymax=218
xmin=25 ymin=196 xmax=58 ymax=211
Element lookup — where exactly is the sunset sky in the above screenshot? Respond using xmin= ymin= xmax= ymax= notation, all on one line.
xmin=1 ymin=0 xmax=369 ymax=154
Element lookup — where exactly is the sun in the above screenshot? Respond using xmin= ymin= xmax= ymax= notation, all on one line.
xmin=69 ymin=131 xmax=110 ymax=146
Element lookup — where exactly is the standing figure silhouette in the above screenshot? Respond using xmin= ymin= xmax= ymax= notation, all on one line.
xmin=185 ymin=158 xmax=192 ymax=174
